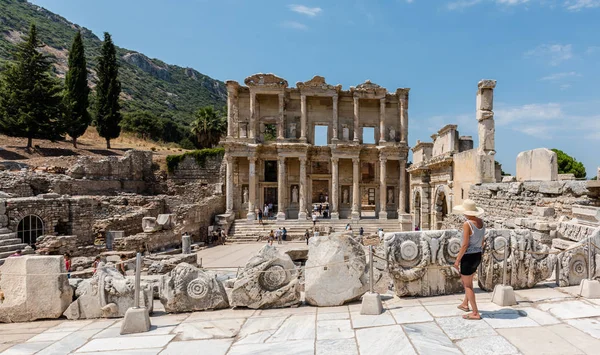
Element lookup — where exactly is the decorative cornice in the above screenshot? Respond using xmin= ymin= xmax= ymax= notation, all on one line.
xmin=244 ymin=73 xmax=288 ymax=88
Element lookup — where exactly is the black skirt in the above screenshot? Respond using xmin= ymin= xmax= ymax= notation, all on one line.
xmin=460 ymin=252 xmax=482 ymax=276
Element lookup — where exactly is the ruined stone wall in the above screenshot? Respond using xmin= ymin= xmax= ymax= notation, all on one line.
xmin=67 ymin=150 xmax=153 ymax=181
xmin=452 ymin=149 xmax=479 ymax=208
xmin=170 ymin=155 xmax=224 ymax=183
xmin=92 ymin=199 xmax=165 ymax=239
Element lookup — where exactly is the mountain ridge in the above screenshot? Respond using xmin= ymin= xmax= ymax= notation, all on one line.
xmin=0 ymin=0 xmax=227 ymax=126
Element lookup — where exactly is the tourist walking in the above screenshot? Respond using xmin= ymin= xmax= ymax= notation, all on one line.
xmin=312 ymin=212 xmax=317 ymax=227
xmin=359 ymin=227 xmax=364 ymax=237
xmin=9 ymin=249 xmax=22 ymax=257
xmin=268 ymin=230 xmax=275 ymax=246
xmin=378 ymin=228 xmax=384 ymax=241
xmin=282 ymin=227 xmax=287 ymax=241
xmin=304 ymin=229 xmax=310 ymax=245
xmin=318 ymin=204 xmax=322 ymax=216
xmin=268 ymin=203 xmax=274 ymax=218
xmin=453 ymin=199 xmax=485 ymax=320
xmin=64 ymin=253 xmax=72 ymax=278
xmin=264 ymin=204 xmax=269 ymax=220
xmin=276 ymin=228 xmax=282 ymax=244
xmin=258 ymin=209 xmax=263 ymax=225
xmin=345 ymin=223 xmax=350 ymax=231
xmin=118 ymin=254 xmax=127 ymax=275
xmin=93 ymin=256 xmax=101 ymax=273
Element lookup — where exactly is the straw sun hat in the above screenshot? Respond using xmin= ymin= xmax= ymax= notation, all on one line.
xmin=452 ymin=199 xmax=484 ymax=217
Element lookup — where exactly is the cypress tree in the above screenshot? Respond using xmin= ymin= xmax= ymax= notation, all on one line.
xmin=0 ymin=23 xmax=63 ymax=149
xmin=63 ymin=31 xmax=91 ymax=148
xmin=94 ymin=32 xmax=122 ymax=149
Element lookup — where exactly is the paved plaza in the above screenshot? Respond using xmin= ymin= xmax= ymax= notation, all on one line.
xmin=2 ymin=279 xmax=600 ymax=354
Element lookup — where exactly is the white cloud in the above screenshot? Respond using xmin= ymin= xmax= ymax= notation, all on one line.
xmin=524 ymin=44 xmax=573 ymax=66
xmin=288 ymin=4 xmax=323 ymax=17
xmin=281 ymin=21 xmax=308 ymax=30
xmin=496 ymin=0 xmax=530 ymax=5
xmin=565 ymin=0 xmax=600 ymax=11
xmin=539 ymin=71 xmax=580 ymax=81
xmin=447 ymin=0 xmax=482 ymax=10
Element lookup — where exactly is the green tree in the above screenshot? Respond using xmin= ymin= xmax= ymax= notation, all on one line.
xmin=94 ymin=32 xmax=121 ymax=149
xmin=63 ymin=31 xmax=91 ymax=148
xmin=190 ymin=106 xmax=226 ymax=148
xmin=0 ymin=23 xmax=63 ymax=148
xmin=120 ymin=111 xmax=162 ymax=140
xmin=551 ymin=148 xmax=586 ymax=179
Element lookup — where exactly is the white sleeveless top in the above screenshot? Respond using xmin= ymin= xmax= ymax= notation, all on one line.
xmin=465 ymin=220 xmax=484 ymax=254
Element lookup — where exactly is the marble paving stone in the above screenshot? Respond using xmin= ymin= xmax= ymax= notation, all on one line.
xmin=456 ymin=335 xmax=520 ymax=355
xmin=36 ymin=330 xmax=100 ymax=355
xmin=235 ymin=316 xmax=287 ymax=345
xmin=498 ymin=327 xmax=584 ymax=355
xmin=436 ymin=316 xmax=497 ymax=340
xmin=172 ymin=319 xmax=245 ymax=341
xmin=316 ymin=306 xmax=349 ymax=314
xmin=77 ymin=349 xmax=162 ymax=354
xmin=0 ymin=342 xmax=53 ymax=355
xmin=0 ymin=344 xmax=12 ymax=353
xmin=316 ymin=319 xmax=354 ymax=340
xmin=347 ymin=303 xmax=363 ymax=312
xmin=547 ymin=323 xmax=600 ymax=355
xmin=350 ymin=310 xmax=396 ymax=329
xmin=317 ymin=312 xmax=349 ymax=321
xmin=75 ymin=335 xmax=175 ymax=353
xmin=45 ymin=320 xmax=94 ymax=333
xmin=383 ymin=297 xmax=421 ymax=310
xmin=418 ymin=294 xmax=463 ymax=305
xmin=482 ymin=309 xmax=540 ymax=329
xmin=538 ymin=300 xmax=600 ymax=320
xmin=267 ymin=315 xmax=316 ymax=343
xmin=228 ymin=339 xmax=314 ymax=355
xmin=149 ymin=314 xmax=190 ymax=327
xmin=0 ymin=328 xmax=47 ymax=336
xmin=515 ymin=307 xmax=561 ymax=325
xmin=25 ymin=330 xmax=72 ymax=342
xmin=355 ymin=325 xmax=416 ymax=355
xmin=93 ymin=325 xmax=176 ymax=339
xmin=316 ymin=339 xmax=359 ymax=355
xmin=184 ymin=309 xmax=255 ymax=322
xmin=515 ymin=287 xmax=574 ymax=303
xmin=0 ymin=333 xmax=38 ymax=344
xmin=80 ymin=319 xmax=116 ymax=330
xmin=256 ymin=306 xmax=316 ymax=317
xmin=403 ymin=322 xmax=462 ymax=355
xmin=0 ymin=320 xmax=63 ymax=331
xmin=159 ymin=339 xmax=233 ymax=355
xmin=565 ymin=318 xmax=600 ymax=339
xmin=389 ymin=306 xmax=433 ymax=324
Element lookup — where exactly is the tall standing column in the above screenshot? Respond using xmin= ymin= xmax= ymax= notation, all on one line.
xmin=298 ymin=157 xmax=308 ymax=220
xmin=332 ymin=94 xmax=339 ymax=142
xmin=247 ymin=157 xmax=257 ymax=220
xmin=277 ymin=157 xmax=286 ymax=220
xmin=351 ymin=157 xmax=360 ymax=220
xmin=300 ymin=94 xmax=307 ymax=142
xmin=379 ymin=98 xmax=386 ymax=143
xmin=476 ymin=80 xmax=497 ymax=184
xmin=379 ymin=157 xmax=388 ymax=219
xmin=398 ymin=160 xmax=409 ymax=222
xmin=331 ymin=157 xmax=339 ymax=220
xmin=277 ymin=93 xmax=285 ymax=140
xmin=226 ymin=87 xmax=235 ymax=139
xmin=353 ymin=96 xmax=360 ymax=142
xmin=399 ymin=90 xmax=409 ymax=144
xmin=249 ymin=91 xmax=256 ymax=140
xmin=225 ymin=155 xmax=234 ymax=214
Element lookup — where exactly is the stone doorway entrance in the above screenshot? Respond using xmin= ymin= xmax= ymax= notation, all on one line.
xmin=312 ymin=180 xmax=329 ymax=204
xmin=264 ymin=187 xmax=277 ymax=217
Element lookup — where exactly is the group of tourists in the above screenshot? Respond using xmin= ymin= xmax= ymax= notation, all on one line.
xmin=257 ymin=203 xmax=275 ymax=224
xmin=266 ymin=227 xmax=288 ymax=246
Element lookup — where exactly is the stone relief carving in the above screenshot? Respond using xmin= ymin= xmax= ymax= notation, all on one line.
xmin=229 ymin=245 xmax=301 ymax=309
xmin=342 ymin=187 xmax=350 ymax=204
xmin=291 ymin=185 xmax=299 ymax=204
xmin=342 ymin=126 xmax=350 ymax=141
xmin=289 ymin=122 xmax=297 ymax=139
xmin=296 ymin=76 xmax=341 ymax=92
xmin=389 ymin=127 xmax=396 ymax=141
xmin=244 ymin=73 xmax=288 ymax=88
xmin=387 ymin=187 xmax=394 ymax=204
xmin=556 ymin=227 xmax=600 ymax=287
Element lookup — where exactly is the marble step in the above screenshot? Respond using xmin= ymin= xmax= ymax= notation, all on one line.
xmin=0 ymin=232 xmax=18 ymax=240
xmin=0 ymin=238 xmax=22 ymax=246
xmin=0 ymin=243 xmax=28 ymax=253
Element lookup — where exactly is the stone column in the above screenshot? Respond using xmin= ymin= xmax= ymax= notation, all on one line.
xmin=225 ymin=155 xmax=234 ymax=214
xmin=300 ymin=94 xmax=307 ymax=142
xmin=476 ymin=80 xmax=497 ymax=184
xmin=277 ymin=93 xmax=285 ymax=140
xmin=379 ymin=98 xmax=386 ymax=144
xmin=351 ymin=157 xmax=360 ymax=220
xmin=398 ymin=160 xmax=407 ymax=217
xmin=353 ymin=96 xmax=360 ymax=142
xmin=399 ymin=90 xmax=409 ymax=144
xmin=298 ymin=157 xmax=308 ymax=220
xmin=277 ymin=157 xmax=286 ymax=220
xmin=226 ymin=86 xmax=237 ymax=139
xmin=247 ymin=157 xmax=257 ymax=220
xmin=379 ymin=157 xmax=388 ymax=219
xmin=332 ymin=94 xmax=339 ymax=142
xmin=331 ymin=157 xmax=340 ymax=220
xmin=249 ymin=91 xmax=256 ymax=140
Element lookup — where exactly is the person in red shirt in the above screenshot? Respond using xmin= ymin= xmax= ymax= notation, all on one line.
xmin=64 ymin=253 xmax=72 ymax=279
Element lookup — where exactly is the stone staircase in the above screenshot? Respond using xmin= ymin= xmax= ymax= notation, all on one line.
xmin=228 ymin=218 xmax=411 ymax=243
xmin=0 ymin=228 xmax=31 ymax=265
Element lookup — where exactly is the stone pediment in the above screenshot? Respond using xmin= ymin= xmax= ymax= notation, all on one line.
xmin=296 ymin=76 xmax=341 ymax=92
xmin=351 ymin=80 xmax=387 ymax=97
xmin=244 ymin=73 xmax=288 ymax=88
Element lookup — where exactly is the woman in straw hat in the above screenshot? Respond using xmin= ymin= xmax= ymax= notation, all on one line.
xmin=453 ymin=199 xmax=485 ymax=320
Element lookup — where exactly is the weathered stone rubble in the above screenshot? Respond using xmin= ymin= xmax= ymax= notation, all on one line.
xmin=478 ymin=229 xmax=556 ymax=291
xmin=145 ymin=253 xmax=197 ymax=275
xmin=229 ymin=245 xmax=301 ymax=309
xmin=63 ymin=263 xmax=153 ymax=320
xmin=0 ymin=256 xmax=73 ymax=323
xmin=304 ymin=232 xmax=372 ymax=306
xmin=384 ymin=230 xmax=463 ymax=297
xmin=159 ymin=263 xmax=229 ymax=313
xmin=556 ymin=227 xmax=600 ymax=287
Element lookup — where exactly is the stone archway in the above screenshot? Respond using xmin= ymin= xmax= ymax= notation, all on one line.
xmin=17 ymin=215 xmax=44 ymax=247
xmin=433 ymin=185 xmax=450 ymax=230
xmin=413 ymin=189 xmax=421 ymax=230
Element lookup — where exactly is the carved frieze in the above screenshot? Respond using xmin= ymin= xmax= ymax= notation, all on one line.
xmin=244 ymin=73 xmax=288 ymax=88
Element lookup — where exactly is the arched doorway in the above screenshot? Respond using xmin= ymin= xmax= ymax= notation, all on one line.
xmin=17 ymin=215 xmax=44 ymax=246
xmin=434 ymin=187 xmax=449 ymax=230
xmin=413 ymin=190 xmax=421 ymax=230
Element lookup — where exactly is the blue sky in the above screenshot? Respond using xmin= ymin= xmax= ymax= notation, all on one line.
xmin=31 ymin=0 xmax=600 ymax=177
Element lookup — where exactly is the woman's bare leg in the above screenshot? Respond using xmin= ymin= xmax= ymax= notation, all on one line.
xmin=461 ymin=274 xmax=479 ymax=318
xmin=459 ymin=276 xmax=470 ymax=310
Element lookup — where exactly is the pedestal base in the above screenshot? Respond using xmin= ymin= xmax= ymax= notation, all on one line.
xmin=360 ymin=292 xmax=383 ymax=315
xmin=298 ymin=212 xmax=308 ymax=220
xmin=247 ymin=212 xmax=256 ymax=221
xmin=351 ymin=211 xmax=360 ymax=220
xmin=330 ymin=212 xmax=340 ymax=220
xmin=491 ymin=285 xmax=517 ymax=306
xmin=120 ymin=307 xmax=151 ymax=335
xmin=379 ymin=211 xmax=388 ymax=220
xmin=579 ymin=279 xmax=600 ymax=299
xmin=277 ymin=212 xmax=286 ymax=221
xmin=398 ymin=213 xmax=412 ymax=222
